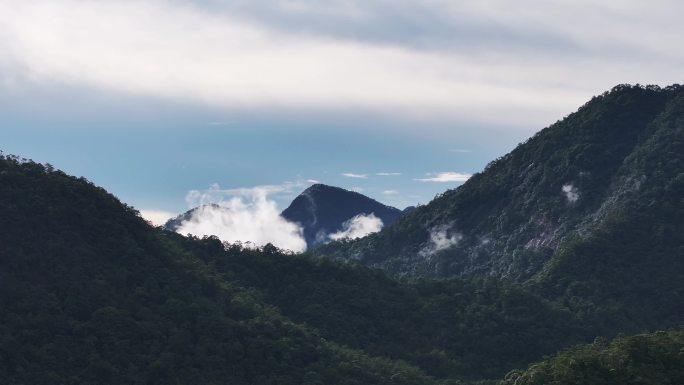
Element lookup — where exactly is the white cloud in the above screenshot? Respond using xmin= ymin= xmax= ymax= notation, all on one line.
xmin=416 ymin=172 xmax=472 ymax=183
xmin=382 ymin=190 xmax=399 ymax=195
xmin=329 ymin=213 xmax=383 ymax=240
xmin=176 ymin=183 xmax=307 ymax=252
xmin=3 ymin=0 xmax=677 ymax=126
xmin=562 ymin=184 xmax=579 ymax=203
xmin=0 ymin=0 xmax=682 ymax=128
xmin=139 ymin=209 xmax=175 ymax=226
xmin=349 ymin=186 xmax=364 ymax=193
xmin=307 ymin=179 xmax=321 ymax=183
xmin=376 ymin=172 xmax=402 ymax=176
xmin=419 ymin=225 xmax=462 ymax=256
xmin=342 ymin=173 xmax=368 ymax=179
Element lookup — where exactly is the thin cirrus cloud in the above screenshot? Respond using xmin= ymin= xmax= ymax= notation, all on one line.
xmin=3 ymin=0 xmax=683 ymax=126
xmin=416 ymin=172 xmax=472 ymax=183
xmin=376 ymin=172 xmax=402 ymax=176
xmin=341 ymin=173 xmax=368 ymax=179
xmin=382 ymin=190 xmax=399 ymax=195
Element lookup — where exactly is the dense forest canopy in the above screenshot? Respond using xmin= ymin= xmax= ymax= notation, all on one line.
xmin=315 ymin=84 xmax=684 ymax=283
xmin=1 ymin=85 xmax=683 ymax=384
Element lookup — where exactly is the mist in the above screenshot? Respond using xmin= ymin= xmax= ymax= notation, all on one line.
xmin=329 ymin=213 xmax=383 ymax=240
xmin=562 ymin=184 xmax=579 ymax=203
xmin=175 ymin=184 xmax=307 ymax=252
xmin=419 ymin=225 xmax=462 ymax=256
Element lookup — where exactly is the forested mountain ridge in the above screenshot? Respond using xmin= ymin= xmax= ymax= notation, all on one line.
xmin=500 ymin=330 xmax=684 ymax=385
xmin=537 ymin=85 xmax=684 ymax=333
xmin=314 ymin=84 xmax=684 ymax=284
xmin=0 ymin=154 xmax=436 ymax=385
xmin=0 ymin=123 xmax=682 ymax=384
xmin=0 ymin=153 xmax=591 ymax=383
xmin=281 ymin=184 xmax=404 ymax=247
xmin=177 ymin=235 xmax=590 ymax=380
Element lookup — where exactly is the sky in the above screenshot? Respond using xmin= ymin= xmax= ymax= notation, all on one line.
xmin=2 ymin=0 xmax=683 ymax=229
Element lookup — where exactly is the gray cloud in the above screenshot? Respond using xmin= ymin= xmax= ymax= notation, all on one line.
xmin=177 ymin=0 xmax=684 ymax=62
xmin=177 ymin=0 xmax=583 ymax=54
xmin=1 ymin=0 xmax=683 ymax=127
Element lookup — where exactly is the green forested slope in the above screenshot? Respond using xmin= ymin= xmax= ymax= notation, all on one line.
xmin=315 ymin=85 xmax=684 ymax=284
xmin=176 ymin=236 xmax=587 ymax=380
xmin=0 ymin=155 xmax=435 ymax=385
xmin=500 ymin=330 xmax=684 ymax=385
xmin=537 ymin=89 xmax=684 ymax=333
xmin=0 ymin=153 xmax=649 ymax=385
xmin=2 ymin=84 xmax=684 ymax=385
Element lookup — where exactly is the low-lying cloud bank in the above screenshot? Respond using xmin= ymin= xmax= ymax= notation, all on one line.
xmin=175 ymin=183 xmax=307 ymax=252
xmin=171 ymin=183 xmax=389 ymax=251
xmin=329 ymin=213 xmax=383 ymax=240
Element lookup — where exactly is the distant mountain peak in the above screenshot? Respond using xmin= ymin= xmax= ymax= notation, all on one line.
xmin=281 ymin=184 xmax=404 ymax=248
xmin=163 ymin=183 xmax=406 ymax=250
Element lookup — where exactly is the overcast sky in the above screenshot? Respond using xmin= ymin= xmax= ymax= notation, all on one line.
xmin=2 ymin=0 xmax=683 ymax=224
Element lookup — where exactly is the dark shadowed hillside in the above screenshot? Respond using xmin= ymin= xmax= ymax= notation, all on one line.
xmin=177 ymin=236 xmax=589 ymax=380
xmin=281 ymin=184 xmax=404 ymax=248
xmin=1 ymin=86 xmax=683 ymax=385
xmin=6 ymin=152 xmax=672 ymax=384
xmin=315 ymin=85 xmax=684 ymax=288
xmin=0 ymin=155 xmax=437 ymax=385
xmin=500 ymin=330 xmax=684 ymax=385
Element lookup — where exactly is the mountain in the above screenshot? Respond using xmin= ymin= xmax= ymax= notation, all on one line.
xmin=164 ymin=184 xmax=404 ymax=250
xmin=164 ymin=203 xmax=219 ymax=232
xmin=281 ymin=184 xmax=404 ymax=248
xmin=183 ymin=237 xmax=590 ymax=380
xmin=0 ymin=154 xmax=437 ymax=385
xmin=314 ymin=85 xmax=684 ymax=285
xmin=0 ymin=152 xmax=600 ymax=383
xmin=1 ymin=98 xmax=683 ymax=384
xmin=0 ymin=152 xmax=593 ymax=383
